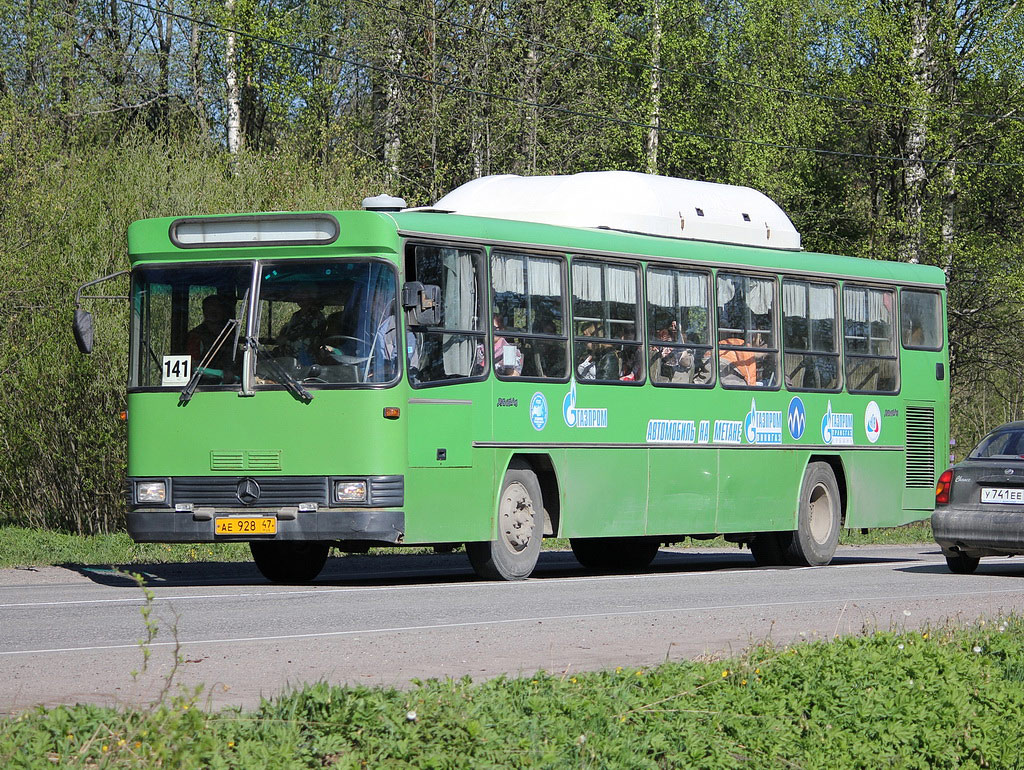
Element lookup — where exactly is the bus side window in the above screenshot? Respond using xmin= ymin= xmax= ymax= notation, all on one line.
xmin=843 ymin=285 xmax=899 ymax=393
xmin=491 ymin=251 xmax=568 ymax=380
xmin=406 ymin=244 xmax=487 ymax=386
xmin=716 ymin=272 xmax=778 ymax=388
xmin=646 ymin=266 xmax=713 ymax=387
xmin=782 ymin=279 xmax=839 ymax=391
xmin=571 ymin=260 xmax=643 ymax=384
xmin=900 ymin=290 xmax=942 ymax=351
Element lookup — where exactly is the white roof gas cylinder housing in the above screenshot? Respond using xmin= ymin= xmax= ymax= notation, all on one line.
xmin=424 ymin=171 xmax=801 ymax=250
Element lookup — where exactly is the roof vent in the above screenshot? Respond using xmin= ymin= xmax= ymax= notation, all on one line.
xmin=362 ymin=194 xmax=407 ymax=212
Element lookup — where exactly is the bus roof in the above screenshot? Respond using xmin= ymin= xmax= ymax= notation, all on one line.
xmin=127 ymin=207 xmax=945 ymax=289
xmin=415 ymin=172 xmax=801 ymax=250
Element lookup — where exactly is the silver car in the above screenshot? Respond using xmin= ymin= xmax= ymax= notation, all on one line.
xmin=932 ymin=421 xmax=1024 ymax=573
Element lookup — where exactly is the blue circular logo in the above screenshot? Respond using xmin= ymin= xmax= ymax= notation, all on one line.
xmin=530 ymin=392 xmax=548 ymax=431
xmin=787 ymin=397 xmax=806 ymax=440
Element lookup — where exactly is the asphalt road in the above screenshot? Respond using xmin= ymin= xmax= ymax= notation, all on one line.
xmin=2 ymin=544 xmax=1024 ymax=714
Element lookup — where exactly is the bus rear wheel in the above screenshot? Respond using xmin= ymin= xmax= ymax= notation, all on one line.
xmin=466 ymin=464 xmax=544 ymax=581
xmin=250 ymin=541 xmax=330 ymax=583
xmin=782 ymin=462 xmax=841 ymax=567
xmin=570 ymin=537 xmax=660 ymax=572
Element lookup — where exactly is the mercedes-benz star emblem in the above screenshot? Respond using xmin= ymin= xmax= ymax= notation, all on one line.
xmin=236 ymin=478 xmax=261 ymax=505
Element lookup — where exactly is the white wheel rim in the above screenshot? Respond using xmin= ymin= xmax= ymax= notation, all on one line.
xmin=499 ymin=481 xmax=535 ymax=554
xmin=807 ymin=482 xmax=835 ymax=544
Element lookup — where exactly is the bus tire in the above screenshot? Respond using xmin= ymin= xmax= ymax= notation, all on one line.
xmin=782 ymin=462 xmax=841 ymax=567
xmin=250 ymin=540 xmax=330 ymax=583
xmin=466 ymin=465 xmax=544 ymax=581
xmin=570 ymin=537 xmax=660 ymax=572
xmin=749 ymin=533 xmax=787 ymax=566
xmin=945 ymin=552 xmax=980 ymax=574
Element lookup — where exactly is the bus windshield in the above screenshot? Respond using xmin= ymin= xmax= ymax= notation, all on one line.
xmin=255 ymin=260 xmax=399 ymax=386
xmin=130 ymin=259 xmax=399 ymax=390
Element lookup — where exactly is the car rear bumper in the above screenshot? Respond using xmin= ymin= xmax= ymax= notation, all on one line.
xmin=931 ymin=507 xmax=1024 ymax=558
xmin=127 ymin=508 xmax=405 ymax=544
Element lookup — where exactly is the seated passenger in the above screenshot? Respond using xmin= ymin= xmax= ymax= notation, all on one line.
xmin=187 ymin=295 xmax=236 ymax=382
xmin=719 ymin=331 xmax=763 ymax=386
xmin=276 ymin=297 xmax=326 ymax=366
xmin=493 ymin=314 xmax=523 ymax=376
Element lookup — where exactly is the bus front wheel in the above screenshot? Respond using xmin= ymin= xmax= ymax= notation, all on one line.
xmin=250 ymin=541 xmax=330 ymax=583
xmin=467 ymin=464 xmax=544 ymax=581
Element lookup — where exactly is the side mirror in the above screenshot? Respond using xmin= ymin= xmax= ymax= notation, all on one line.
xmin=402 ymin=282 xmax=441 ymax=327
xmin=72 ymin=308 xmax=95 ymax=354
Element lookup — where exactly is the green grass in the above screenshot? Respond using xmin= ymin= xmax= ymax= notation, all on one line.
xmin=1 ymin=616 xmax=1021 ymax=768
xmin=0 ymin=522 xmax=934 ymax=569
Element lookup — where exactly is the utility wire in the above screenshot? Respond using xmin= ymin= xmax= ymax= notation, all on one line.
xmin=116 ymin=0 xmax=1024 ymax=168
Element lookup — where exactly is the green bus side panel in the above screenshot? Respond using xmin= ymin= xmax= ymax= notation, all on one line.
xmin=559 ymin=449 xmax=648 ymax=538
xmin=844 ymin=449 xmax=920 ymax=527
xmin=646 ymin=447 xmax=718 ymax=535
xmin=403 ymin=463 xmax=494 ymax=543
xmin=715 ymin=449 xmax=803 ymax=533
xmin=407 ymin=400 xmax=475 ymax=468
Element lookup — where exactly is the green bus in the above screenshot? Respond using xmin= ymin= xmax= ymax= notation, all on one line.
xmin=73 ymin=171 xmax=949 ymax=582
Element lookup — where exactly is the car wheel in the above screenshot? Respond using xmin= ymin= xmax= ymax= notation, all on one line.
xmin=250 ymin=541 xmax=330 ymax=583
xmin=570 ymin=537 xmax=660 ymax=571
xmin=945 ymin=552 xmax=980 ymax=574
xmin=781 ymin=462 xmax=841 ymax=567
xmin=466 ymin=463 xmax=543 ymax=580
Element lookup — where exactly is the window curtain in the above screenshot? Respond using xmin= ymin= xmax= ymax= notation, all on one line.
xmin=442 ymin=248 xmax=478 ymax=375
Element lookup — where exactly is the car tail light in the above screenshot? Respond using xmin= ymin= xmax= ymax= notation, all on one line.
xmin=935 ymin=468 xmax=953 ymax=505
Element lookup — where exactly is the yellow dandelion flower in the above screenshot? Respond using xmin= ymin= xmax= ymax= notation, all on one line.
xmin=571 ymin=677 xmax=577 ymax=683
xmin=741 ymin=679 xmax=748 ymax=685
xmin=228 ymin=742 xmax=235 ymax=748
xmin=721 ymin=670 xmax=730 ymax=678
xmin=102 ymin=745 xmax=109 ymax=753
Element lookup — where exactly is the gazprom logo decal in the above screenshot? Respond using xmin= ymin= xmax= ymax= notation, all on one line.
xmin=821 ymin=401 xmax=854 ymax=445
xmin=787 ymin=397 xmax=806 ymax=440
xmin=744 ymin=399 xmax=782 ymax=444
xmin=562 ymin=381 xmax=608 ymax=428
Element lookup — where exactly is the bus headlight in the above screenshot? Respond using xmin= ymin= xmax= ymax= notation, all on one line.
xmin=136 ymin=481 xmax=167 ymax=504
xmin=334 ymin=480 xmax=367 ymax=503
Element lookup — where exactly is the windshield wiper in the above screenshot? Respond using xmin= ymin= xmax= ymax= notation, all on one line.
xmin=178 ymin=319 xmax=240 ymax=406
xmin=249 ymin=338 xmax=313 ymax=403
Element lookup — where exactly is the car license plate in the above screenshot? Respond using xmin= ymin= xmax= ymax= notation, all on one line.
xmin=980 ymin=487 xmax=1024 ymax=504
xmin=215 ymin=517 xmax=278 ymax=535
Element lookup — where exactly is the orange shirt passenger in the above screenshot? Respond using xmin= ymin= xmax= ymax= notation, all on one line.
xmin=719 ymin=337 xmax=761 ymax=386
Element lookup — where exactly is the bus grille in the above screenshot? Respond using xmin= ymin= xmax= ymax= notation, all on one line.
xmin=168 ymin=476 xmax=404 ymax=507
xmin=905 ymin=406 xmax=936 ymax=488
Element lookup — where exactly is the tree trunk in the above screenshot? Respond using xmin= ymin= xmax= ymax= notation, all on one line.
xmin=899 ymin=0 xmax=930 ymax=263
xmin=225 ymin=0 xmax=243 ymax=155
xmin=646 ymin=0 xmax=662 ymax=175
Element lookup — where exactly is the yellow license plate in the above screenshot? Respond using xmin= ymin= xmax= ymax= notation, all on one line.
xmin=215 ymin=517 xmax=277 ymax=535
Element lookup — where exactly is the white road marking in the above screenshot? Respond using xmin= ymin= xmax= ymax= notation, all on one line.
xmin=2 ymin=585 xmax=1022 ymax=657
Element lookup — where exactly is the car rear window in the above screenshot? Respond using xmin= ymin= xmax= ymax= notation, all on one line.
xmin=970 ymin=429 xmax=1024 ymax=458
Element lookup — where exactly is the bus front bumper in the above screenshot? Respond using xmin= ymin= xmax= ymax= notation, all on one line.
xmin=127 ymin=508 xmax=405 ymax=544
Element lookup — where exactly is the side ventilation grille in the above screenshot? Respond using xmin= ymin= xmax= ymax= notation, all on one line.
xmin=905 ymin=406 xmax=936 ymax=488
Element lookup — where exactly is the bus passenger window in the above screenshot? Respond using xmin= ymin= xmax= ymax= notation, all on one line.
xmin=571 ymin=260 xmax=643 ymax=384
xmin=843 ymin=285 xmax=898 ymax=393
xmin=716 ymin=273 xmax=778 ymax=388
xmin=900 ymin=290 xmax=942 ymax=351
xmin=782 ymin=279 xmax=839 ymax=391
xmin=646 ymin=267 xmax=713 ymax=387
xmin=406 ymin=244 xmax=487 ymax=387
xmin=491 ymin=251 xmax=568 ymax=379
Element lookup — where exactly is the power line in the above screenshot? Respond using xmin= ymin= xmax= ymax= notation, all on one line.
xmin=116 ymin=0 xmax=1024 ymax=169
